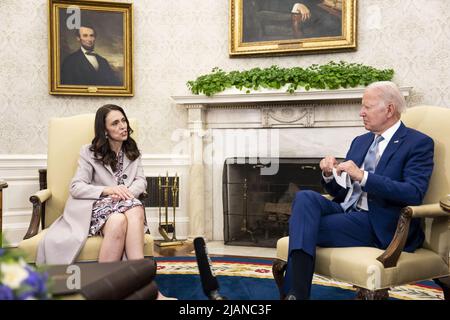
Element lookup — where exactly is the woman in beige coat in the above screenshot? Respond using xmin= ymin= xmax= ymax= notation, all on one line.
xmin=37 ymin=104 xmax=174 ymax=299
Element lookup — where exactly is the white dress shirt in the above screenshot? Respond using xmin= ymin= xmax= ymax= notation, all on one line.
xmin=323 ymin=120 xmax=402 ymax=211
xmin=81 ymin=47 xmax=99 ymax=71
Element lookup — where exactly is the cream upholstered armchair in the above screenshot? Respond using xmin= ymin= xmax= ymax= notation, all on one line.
xmin=18 ymin=114 xmax=154 ymax=263
xmin=273 ymin=105 xmax=450 ymax=300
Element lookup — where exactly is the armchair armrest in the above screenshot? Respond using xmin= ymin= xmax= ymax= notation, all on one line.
xmin=33 ymin=189 xmax=52 ymax=203
xmin=377 ymin=202 xmax=449 ymax=268
xmin=407 ymin=203 xmax=449 ymax=218
xmin=24 ymin=189 xmax=52 ymax=240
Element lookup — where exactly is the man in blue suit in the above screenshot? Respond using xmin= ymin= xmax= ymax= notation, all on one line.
xmin=284 ymin=81 xmax=434 ymax=299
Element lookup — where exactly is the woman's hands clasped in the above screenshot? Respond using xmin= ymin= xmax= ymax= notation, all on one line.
xmin=102 ymin=185 xmax=134 ymax=201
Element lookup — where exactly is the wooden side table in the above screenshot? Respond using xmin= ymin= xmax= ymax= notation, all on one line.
xmin=0 ymin=180 xmax=8 ymax=245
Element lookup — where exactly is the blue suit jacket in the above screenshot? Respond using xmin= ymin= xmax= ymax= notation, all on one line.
xmin=323 ymin=122 xmax=434 ymax=252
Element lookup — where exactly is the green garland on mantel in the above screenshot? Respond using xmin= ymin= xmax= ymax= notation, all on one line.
xmin=187 ymin=61 xmax=394 ymax=97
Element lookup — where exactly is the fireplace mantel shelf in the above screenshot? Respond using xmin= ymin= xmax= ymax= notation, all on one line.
xmin=171 ymin=86 xmax=412 ymax=106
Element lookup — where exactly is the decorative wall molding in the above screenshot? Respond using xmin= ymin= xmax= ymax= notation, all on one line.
xmin=0 ymin=154 xmax=191 ymax=246
xmin=262 ymin=106 xmax=315 ymax=127
xmin=0 ymin=154 xmax=47 ymax=168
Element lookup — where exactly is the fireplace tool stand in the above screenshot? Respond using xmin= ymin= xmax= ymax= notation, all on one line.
xmin=156 ymin=172 xmax=183 ymax=247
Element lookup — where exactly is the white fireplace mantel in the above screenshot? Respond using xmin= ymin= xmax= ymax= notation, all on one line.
xmin=171 ymin=86 xmax=412 ymax=106
xmin=172 ymin=86 xmax=412 ymax=130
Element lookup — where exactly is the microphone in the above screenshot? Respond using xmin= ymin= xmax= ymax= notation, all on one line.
xmin=193 ymin=237 xmax=227 ymax=300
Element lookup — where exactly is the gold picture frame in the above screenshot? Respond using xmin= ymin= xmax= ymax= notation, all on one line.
xmin=229 ymin=0 xmax=357 ymax=57
xmin=49 ymin=0 xmax=133 ymax=96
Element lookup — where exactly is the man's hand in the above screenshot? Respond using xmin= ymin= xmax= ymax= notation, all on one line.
xmin=292 ymin=3 xmax=311 ymax=21
xmin=102 ymin=185 xmax=134 ymax=201
xmin=320 ymin=156 xmax=338 ymax=177
xmin=336 ymin=160 xmax=364 ymax=182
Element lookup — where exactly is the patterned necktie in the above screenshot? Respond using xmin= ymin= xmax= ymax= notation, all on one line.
xmin=340 ymin=135 xmax=384 ymax=212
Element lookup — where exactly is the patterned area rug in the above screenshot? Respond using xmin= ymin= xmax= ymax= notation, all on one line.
xmin=154 ymin=256 xmax=444 ymax=300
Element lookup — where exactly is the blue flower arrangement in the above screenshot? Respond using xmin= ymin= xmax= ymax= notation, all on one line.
xmin=0 ymin=240 xmax=51 ymax=300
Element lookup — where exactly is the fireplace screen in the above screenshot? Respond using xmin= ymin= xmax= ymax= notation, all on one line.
xmin=223 ymin=157 xmax=327 ymax=247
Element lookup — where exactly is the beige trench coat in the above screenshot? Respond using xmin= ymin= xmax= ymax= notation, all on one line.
xmin=36 ymin=144 xmax=147 ymax=265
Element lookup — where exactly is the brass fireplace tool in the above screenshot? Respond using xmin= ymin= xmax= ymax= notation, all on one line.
xmin=156 ymin=172 xmax=183 ymax=247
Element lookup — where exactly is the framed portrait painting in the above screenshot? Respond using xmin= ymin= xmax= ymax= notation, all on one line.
xmin=229 ymin=0 xmax=357 ymax=56
xmin=49 ymin=0 xmax=133 ymax=96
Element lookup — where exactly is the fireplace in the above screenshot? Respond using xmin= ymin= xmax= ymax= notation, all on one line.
xmin=222 ymin=157 xmax=326 ymax=247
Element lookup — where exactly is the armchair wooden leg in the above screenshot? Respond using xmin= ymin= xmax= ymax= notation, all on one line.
xmin=354 ymin=287 xmax=389 ymax=300
xmin=433 ymin=277 xmax=450 ymax=300
xmin=272 ymin=259 xmax=287 ymax=300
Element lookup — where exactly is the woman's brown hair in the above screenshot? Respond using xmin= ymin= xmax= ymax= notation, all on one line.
xmin=89 ymin=104 xmax=141 ymax=171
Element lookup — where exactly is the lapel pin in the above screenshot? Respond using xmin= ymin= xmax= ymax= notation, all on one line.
xmin=393 ymin=140 xmax=399 ymax=143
